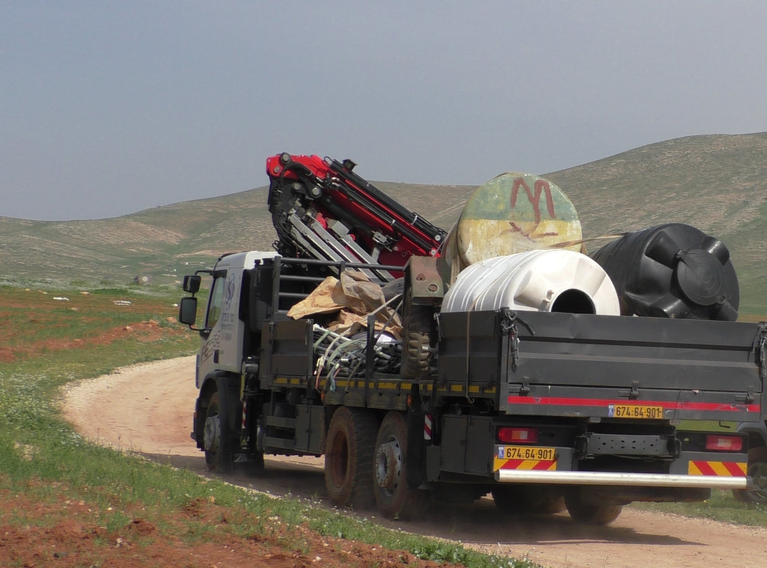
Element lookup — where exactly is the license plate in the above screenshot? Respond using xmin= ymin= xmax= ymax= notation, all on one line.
xmin=497 ymin=445 xmax=556 ymax=461
xmin=609 ymin=404 xmax=664 ymax=419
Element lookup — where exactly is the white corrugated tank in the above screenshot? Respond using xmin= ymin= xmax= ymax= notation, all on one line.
xmin=441 ymin=250 xmax=621 ymax=315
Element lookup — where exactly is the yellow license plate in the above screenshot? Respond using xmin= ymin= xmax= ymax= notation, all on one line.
xmin=609 ymin=404 xmax=664 ymax=419
xmin=497 ymin=445 xmax=556 ymax=461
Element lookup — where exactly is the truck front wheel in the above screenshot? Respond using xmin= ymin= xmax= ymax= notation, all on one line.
xmin=203 ymin=392 xmax=234 ymax=473
xmin=564 ymin=488 xmax=622 ymax=525
xmin=373 ymin=411 xmax=426 ymax=519
xmin=324 ymin=407 xmax=377 ymax=510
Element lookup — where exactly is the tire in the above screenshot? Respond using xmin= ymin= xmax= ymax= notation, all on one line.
xmin=373 ymin=411 xmax=428 ymax=520
xmin=240 ymin=452 xmax=265 ymax=475
xmin=203 ymin=392 xmax=235 ymax=473
xmin=733 ymin=446 xmax=767 ymax=503
xmin=324 ymin=407 xmax=378 ymax=510
xmin=400 ymin=302 xmax=433 ymax=379
xmin=491 ymin=485 xmax=566 ymax=515
xmin=564 ymin=488 xmax=622 ymax=525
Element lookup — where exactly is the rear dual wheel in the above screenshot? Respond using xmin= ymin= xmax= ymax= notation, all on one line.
xmin=491 ymin=485 xmax=565 ymax=515
xmin=373 ymin=411 xmax=427 ymax=520
xmin=733 ymin=447 xmax=767 ymax=503
xmin=324 ymin=408 xmax=426 ymax=519
xmin=564 ymin=488 xmax=622 ymax=525
xmin=325 ymin=407 xmax=378 ymax=510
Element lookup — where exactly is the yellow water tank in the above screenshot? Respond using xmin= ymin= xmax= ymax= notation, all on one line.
xmin=440 ymin=172 xmax=583 ymax=282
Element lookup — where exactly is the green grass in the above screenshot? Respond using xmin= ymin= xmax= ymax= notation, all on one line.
xmin=632 ymin=490 xmax=767 ymax=527
xmin=0 ymin=283 xmax=535 ymax=568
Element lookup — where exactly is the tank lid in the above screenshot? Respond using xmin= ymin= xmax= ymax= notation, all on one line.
xmin=676 ymin=249 xmax=726 ymax=306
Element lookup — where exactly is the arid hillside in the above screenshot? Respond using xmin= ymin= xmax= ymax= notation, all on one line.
xmin=2 ymin=133 xmax=766 ymax=311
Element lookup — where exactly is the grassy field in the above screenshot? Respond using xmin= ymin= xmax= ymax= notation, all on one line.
xmin=0 ymin=284 xmax=535 ymax=568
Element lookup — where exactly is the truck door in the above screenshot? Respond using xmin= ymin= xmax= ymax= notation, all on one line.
xmin=198 ymin=269 xmax=242 ymax=380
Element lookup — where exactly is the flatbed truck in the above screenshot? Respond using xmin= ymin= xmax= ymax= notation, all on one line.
xmin=179 ymin=251 xmax=766 ymax=524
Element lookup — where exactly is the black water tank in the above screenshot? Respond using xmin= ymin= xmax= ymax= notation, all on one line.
xmin=589 ymin=223 xmax=739 ymax=320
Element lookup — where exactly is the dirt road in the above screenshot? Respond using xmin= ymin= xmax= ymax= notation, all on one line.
xmin=64 ymin=357 xmax=767 ymax=568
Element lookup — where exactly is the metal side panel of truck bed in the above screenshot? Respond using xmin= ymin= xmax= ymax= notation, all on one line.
xmin=437 ymin=309 xmax=766 ymax=422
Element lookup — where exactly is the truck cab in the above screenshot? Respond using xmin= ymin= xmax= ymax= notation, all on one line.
xmin=181 ymin=252 xmax=276 ymax=386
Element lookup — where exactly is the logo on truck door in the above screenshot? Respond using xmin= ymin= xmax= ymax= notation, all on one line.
xmin=224 ymin=272 xmax=235 ymax=311
xmin=200 ymin=328 xmax=220 ymax=365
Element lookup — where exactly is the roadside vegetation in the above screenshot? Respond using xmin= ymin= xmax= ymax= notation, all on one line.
xmin=0 ymin=284 xmax=535 ymax=567
xmin=632 ymin=489 xmax=767 ymax=527
xmin=2 ymin=282 xmax=765 ymax=566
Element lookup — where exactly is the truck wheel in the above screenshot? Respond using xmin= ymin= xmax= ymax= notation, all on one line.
xmin=203 ymin=392 xmax=234 ymax=473
xmin=491 ymin=485 xmax=566 ymax=515
xmin=400 ymin=303 xmax=433 ymax=379
xmin=373 ymin=411 xmax=427 ymax=520
xmin=324 ymin=407 xmax=377 ymax=510
xmin=733 ymin=447 xmax=767 ymax=503
xmin=564 ymin=489 xmax=622 ymax=525
xmin=241 ymin=452 xmax=265 ymax=475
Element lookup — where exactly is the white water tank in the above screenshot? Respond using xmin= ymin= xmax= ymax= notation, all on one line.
xmin=441 ymin=250 xmax=620 ymax=315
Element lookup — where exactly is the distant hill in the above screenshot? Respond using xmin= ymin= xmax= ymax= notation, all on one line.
xmin=0 ymin=182 xmax=473 ymax=286
xmin=2 ymin=132 xmax=766 ymax=313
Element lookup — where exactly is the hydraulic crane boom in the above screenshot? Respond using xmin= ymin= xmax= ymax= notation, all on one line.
xmin=266 ymin=153 xmax=446 ymax=281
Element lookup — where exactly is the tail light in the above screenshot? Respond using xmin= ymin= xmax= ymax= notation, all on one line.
xmin=498 ymin=427 xmax=538 ymax=444
xmin=705 ymin=435 xmax=743 ymax=452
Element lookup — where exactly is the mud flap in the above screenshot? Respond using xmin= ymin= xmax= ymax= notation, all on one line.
xmin=215 ymin=374 xmax=242 ymax=473
xmin=406 ymin=405 xmax=426 ymax=489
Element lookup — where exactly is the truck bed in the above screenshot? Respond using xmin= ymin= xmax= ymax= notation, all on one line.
xmin=437 ymin=309 xmax=766 ymax=422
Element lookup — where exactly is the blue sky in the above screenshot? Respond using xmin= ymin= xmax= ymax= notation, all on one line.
xmin=2 ymin=1 xmax=766 ymax=221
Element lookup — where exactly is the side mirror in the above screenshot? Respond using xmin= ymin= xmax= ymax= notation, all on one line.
xmin=179 ymin=296 xmax=198 ymax=326
xmin=183 ymin=275 xmax=201 ymax=294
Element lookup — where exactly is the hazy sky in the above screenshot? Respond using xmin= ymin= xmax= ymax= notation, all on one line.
xmin=2 ymin=2 xmax=766 ymax=221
